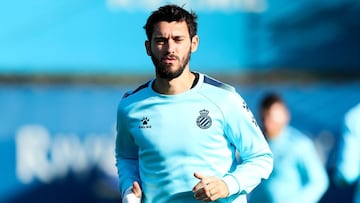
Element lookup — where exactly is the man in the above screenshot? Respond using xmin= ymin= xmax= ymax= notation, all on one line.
xmin=249 ymin=93 xmax=329 ymax=203
xmin=333 ymin=102 xmax=360 ymax=203
xmin=115 ymin=4 xmax=273 ymax=202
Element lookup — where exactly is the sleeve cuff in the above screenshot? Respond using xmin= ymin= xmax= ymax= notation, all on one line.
xmin=122 ymin=186 xmax=141 ymax=203
xmin=123 ymin=186 xmax=132 ymax=197
xmin=223 ymin=175 xmax=240 ymax=196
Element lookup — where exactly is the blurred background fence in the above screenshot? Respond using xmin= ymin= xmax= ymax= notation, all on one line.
xmin=1 ymin=0 xmax=360 ymax=202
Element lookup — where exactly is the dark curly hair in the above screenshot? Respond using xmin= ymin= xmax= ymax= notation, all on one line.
xmin=143 ymin=4 xmax=198 ymax=41
xmin=259 ymin=92 xmax=286 ymax=121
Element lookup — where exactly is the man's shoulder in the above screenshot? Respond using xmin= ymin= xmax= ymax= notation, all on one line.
xmin=286 ymin=126 xmax=313 ymax=146
xmin=345 ymin=102 xmax=360 ymax=122
xmin=122 ymin=80 xmax=151 ymax=99
xmin=198 ymin=73 xmax=244 ymax=107
xmin=201 ymin=74 xmax=235 ymax=93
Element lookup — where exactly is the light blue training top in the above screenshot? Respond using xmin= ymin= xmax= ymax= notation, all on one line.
xmin=334 ymin=103 xmax=360 ymax=203
xmin=115 ymin=73 xmax=273 ymax=203
xmin=249 ymin=126 xmax=329 ymax=203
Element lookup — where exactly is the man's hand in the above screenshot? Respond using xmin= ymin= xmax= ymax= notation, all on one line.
xmin=122 ymin=181 xmax=142 ymax=203
xmin=192 ymin=172 xmax=229 ymax=202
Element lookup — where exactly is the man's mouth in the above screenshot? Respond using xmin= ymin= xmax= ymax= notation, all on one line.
xmin=162 ymin=55 xmax=177 ymax=63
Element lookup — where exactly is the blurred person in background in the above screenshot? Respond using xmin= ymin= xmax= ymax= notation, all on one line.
xmin=114 ymin=4 xmax=273 ymax=203
xmin=248 ymin=92 xmax=329 ymax=203
xmin=333 ymin=102 xmax=360 ymax=203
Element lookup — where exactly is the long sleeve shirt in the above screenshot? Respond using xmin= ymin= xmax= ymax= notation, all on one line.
xmin=334 ymin=103 xmax=360 ymax=203
xmin=115 ymin=73 xmax=273 ymax=202
xmin=249 ymin=126 xmax=329 ymax=203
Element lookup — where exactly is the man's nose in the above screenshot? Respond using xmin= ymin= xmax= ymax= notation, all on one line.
xmin=165 ymin=39 xmax=176 ymax=53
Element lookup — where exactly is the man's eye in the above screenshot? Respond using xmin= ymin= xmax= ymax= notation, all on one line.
xmin=174 ymin=38 xmax=184 ymax=42
xmin=154 ymin=39 xmax=166 ymax=44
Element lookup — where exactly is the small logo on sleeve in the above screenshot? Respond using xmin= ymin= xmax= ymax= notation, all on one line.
xmin=196 ymin=109 xmax=212 ymax=129
xmin=139 ymin=117 xmax=151 ymax=128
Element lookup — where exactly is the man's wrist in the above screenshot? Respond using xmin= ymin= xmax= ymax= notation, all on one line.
xmin=222 ymin=175 xmax=240 ymax=196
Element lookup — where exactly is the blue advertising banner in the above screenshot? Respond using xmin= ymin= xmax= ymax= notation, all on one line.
xmin=0 ymin=84 xmax=126 ymax=202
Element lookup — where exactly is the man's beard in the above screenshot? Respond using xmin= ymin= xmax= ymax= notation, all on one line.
xmin=151 ymin=50 xmax=191 ymax=80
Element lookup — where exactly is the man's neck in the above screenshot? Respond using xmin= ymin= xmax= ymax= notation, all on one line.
xmin=153 ymin=71 xmax=196 ymax=95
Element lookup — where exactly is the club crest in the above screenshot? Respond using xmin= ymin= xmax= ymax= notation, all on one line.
xmin=196 ymin=109 xmax=212 ymax=129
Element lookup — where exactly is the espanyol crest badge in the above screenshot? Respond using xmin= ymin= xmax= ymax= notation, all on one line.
xmin=196 ymin=109 xmax=212 ymax=129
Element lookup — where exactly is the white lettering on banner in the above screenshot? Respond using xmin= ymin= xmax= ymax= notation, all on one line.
xmin=106 ymin=0 xmax=267 ymax=13
xmin=15 ymin=125 xmax=117 ymax=184
xmin=16 ymin=126 xmax=53 ymax=183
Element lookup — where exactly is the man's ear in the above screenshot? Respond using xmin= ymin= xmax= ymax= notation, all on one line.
xmin=145 ymin=40 xmax=151 ymax=56
xmin=191 ymin=35 xmax=199 ymax=53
